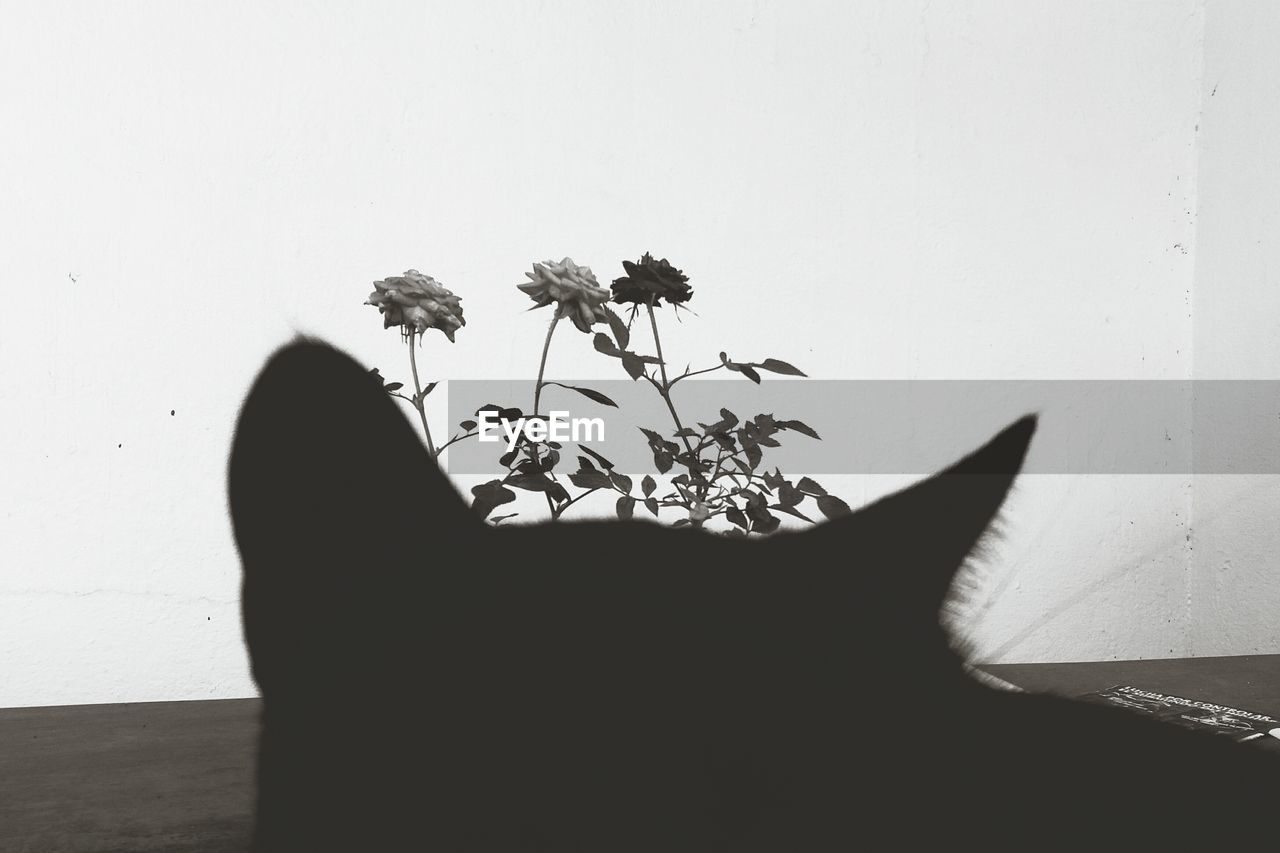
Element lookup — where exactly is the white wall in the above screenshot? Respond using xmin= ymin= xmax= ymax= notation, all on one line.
xmin=1188 ymin=0 xmax=1280 ymax=655
xmin=0 ymin=0 xmax=1263 ymax=708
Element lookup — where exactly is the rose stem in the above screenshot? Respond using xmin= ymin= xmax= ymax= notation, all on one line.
xmin=646 ymin=300 xmax=695 ymax=457
xmin=533 ymin=311 xmax=562 ymax=417
xmin=407 ymin=331 xmax=438 ymax=457
xmin=553 ymin=487 xmax=600 ymax=519
xmin=646 ymin=299 xmax=709 ymax=520
xmin=532 ymin=312 xmax=562 ymax=518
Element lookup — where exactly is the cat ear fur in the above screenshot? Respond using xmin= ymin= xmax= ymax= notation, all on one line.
xmin=797 ymin=415 xmax=1036 ymax=618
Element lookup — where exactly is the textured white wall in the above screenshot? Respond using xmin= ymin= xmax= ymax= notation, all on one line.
xmin=0 ymin=1 xmax=1256 ymax=708
xmin=1188 ymin=1 xmax=1280 ymax=656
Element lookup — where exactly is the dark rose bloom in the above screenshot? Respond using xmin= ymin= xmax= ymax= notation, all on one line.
xmin=611 ymin=253 xmax=693 ymax=306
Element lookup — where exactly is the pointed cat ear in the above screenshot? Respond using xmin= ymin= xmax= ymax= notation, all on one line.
xmin=801 ymin=415 xmax=1036 ymax=618
xmin=228 ymin=340 xmax=478 ymax=589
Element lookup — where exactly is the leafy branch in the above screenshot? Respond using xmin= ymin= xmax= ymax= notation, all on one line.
xmin=365 ymin=255 xmax=848 ymax=535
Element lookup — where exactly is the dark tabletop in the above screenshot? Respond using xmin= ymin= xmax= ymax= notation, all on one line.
xmin=0 ymin=699 xmax=258 ymax=853
xmin=3 ymin=655 xmax=1278 ymax=852
xmin=982 ymin=653 xmax=1280 ymax=712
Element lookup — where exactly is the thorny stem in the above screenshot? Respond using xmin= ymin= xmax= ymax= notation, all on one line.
xmin=407 ymin=332 xmax=438 ymax=457
xmin=707 ymin=447 xmax=731 ymax=489
xmin=437 ymin=431 xmax=479 ymax=453
xmin=667 ymin=363 xmax=729 ymax=387
xmin=533 ymin=312 xmax=562 ymax=417
xmin=646 ymin=300 xmax=711 ymax=518
xmin=646 ymin=301 xmax=696 ymax=458
xmin=532 ymin=312 xmax=563 ymax=517
xmin=552 ymin=487 xmax=601 ymax=519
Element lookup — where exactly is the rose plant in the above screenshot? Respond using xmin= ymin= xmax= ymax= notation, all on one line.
xmin=365 ymin=254 xmax=848 ymax=534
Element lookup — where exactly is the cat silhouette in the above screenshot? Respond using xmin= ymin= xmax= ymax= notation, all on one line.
xmin=229 ymin=340 xmax=1279 ymax=850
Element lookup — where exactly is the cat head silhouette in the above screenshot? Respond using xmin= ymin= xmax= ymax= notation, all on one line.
xmin=228 ymin=340 xmax=1039 ymax=848
xmin=229 ymin=340 xmax=1279 ymax=850
xmin=230 ymin=339 xmax=1033 ymax=691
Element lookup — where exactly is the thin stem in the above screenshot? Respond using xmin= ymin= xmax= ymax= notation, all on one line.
xmin=646 ymin=301 xmax=696 ymax=458
xmin=667 ymin=363 xmax=729 ymax=387
xmin=646 ymin=300 xmax=714 ymax=521
xmin=437 ymin=431 xmax=479 ymax=453
xmin=707 ymin=447 xmax=731 ymax=488
xmin=671 ymin=479 xmax=698 ymax=506
xmin=533 ymin=312 xmax=562 ymax=417
xmin=530 ymin=312 xmax=564 ymax=518
xmin=407 ymin=332 xmax=438 ymax=457
xmin=552 ymin=487 xmax=601 ymax=519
